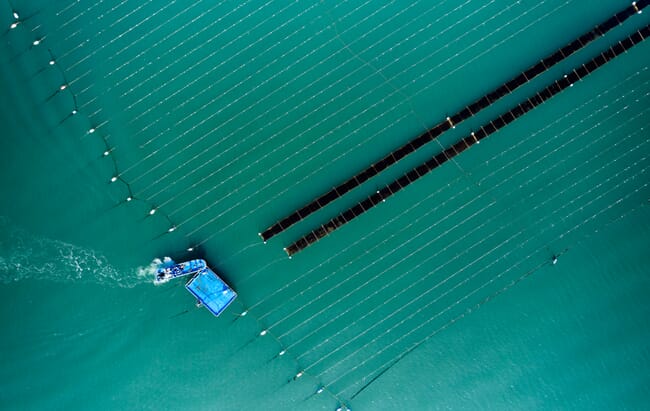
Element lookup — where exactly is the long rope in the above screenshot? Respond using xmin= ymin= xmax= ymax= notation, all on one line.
xmin=262 ymin=93 xmax=649 ymax=330
xmin=326 ymin=168 xmax=649 ymax=395
xmin=242 ymin=68 xmax=646 ymax=315
xmin=280 ymin=118 xmax=650 ymax=355
xmin=260 ymin=0 xmax=646 ymax=242
xmin=173 ymin=0 xmax=570 ymax=243
xmin=284 ymin=22 xmax=650 ymax=255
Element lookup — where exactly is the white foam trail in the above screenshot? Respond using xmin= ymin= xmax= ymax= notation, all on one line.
xmin=136 ymin=256 xmax=175 ymax=284
xmin=0 ymin=217 xmax=148 ymax=288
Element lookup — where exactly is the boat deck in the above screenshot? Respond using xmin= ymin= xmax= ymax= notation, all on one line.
xmin=185 ymin=268 xmax=237 ymax=317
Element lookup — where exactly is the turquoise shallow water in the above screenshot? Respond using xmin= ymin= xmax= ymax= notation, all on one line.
xmin=1 ymin=1 xmax=649 ymax=410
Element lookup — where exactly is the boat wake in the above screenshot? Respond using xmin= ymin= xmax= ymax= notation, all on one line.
xmin=137 ymin=257 xmax=174 ymax=284
xmin=0 ymin=216 xmax=148 ymax=288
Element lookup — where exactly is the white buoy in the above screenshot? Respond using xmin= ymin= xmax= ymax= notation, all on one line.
xmin=49 ymin=60 xmax=55 ymax=66
xmin=110 ymin=176 xmax=118 ymax=183
xmin=103 ymin=150 xmax=110 ymax=156
xmin=240 ymin=310 xmax=248 ymax=316
xmin=60 ymin=84 xmax=67 ymax=91
xmin=316 ymin=386 xmax=324 ymax=394
xmin=168 ymin=226 xmax=176 ymax=233
xmin=295 ymin=371 xmax=304 ymax=379
xmin=279 ymin=350 xmax=286 ymax=356
xmin=446 ymin=115 xmax=455 ymax=129
xmin=88 ymin=127 xmax=95 ymax=134
xmin=10 ymin=22 xmax=18 ymax=29
xmin=149 ymin=208 xmax=157 ymax=215
xmin=260 ymin=329 xmax=268 ymax=336
xmin=13 ymin=11 xmax=19 ymax=19
xmin=187 ymin=247 xmax=194 ymax=252
xmin=33 ymin=39 xmax=41 ymax=46
xmin=126 ymin=196 xmax=132 ymax=202
xmin=71 ymin=109 xmax=77 ymax=115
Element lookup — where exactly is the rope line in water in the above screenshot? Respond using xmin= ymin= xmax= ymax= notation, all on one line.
xmin=276 ymin=115 xmax=650 ymax=351
xmin=120 ymin=0 xmax=282 ymax=102
xmin=7 ymin=3 xmax=648 ymax=408
xmin=13 ymin=0 xmax=645 ymax=266
xmin=300 ymin=138 xmax=650 ymax=380
xmin=160 ymin=0 xmax=562 ymax=236
xmin=168 ymin=0 xmax=578 ymax=245
xmin=261 ymin=82 xmax=648 ymax=332
xmin=143 ymin=0 xmax=509 ymax=219
xmin=115 ymin=0 xmax=456 ymax=174
xmin=284 ymin=21 xmax=650 ymax=256
xmin=40 ymin=0 xmax=548 ymax=248
xmin=340 ymin=181 xmax=649 ymax=400
xmin=283 ymin=157 xmax=649 ymax=403
xmin=324 ymin=169 xmax=649 ymax=398
xmin=244 ymin=68 xmax=646 ymax=313
xmin=250 ymin=92 xmax=648 ymax=400
xmin=346 ymin=202 xmax=644 ymax=399
xmin=126 ymin=3 xmax=318 ymax=127
xmin=263 ymin=0 xmax=648 ymax=243
xmin=287 ymin=124 xmax=649 ymax=374
xmin=115 ymin=0 xmax=473 ymax=205
xmin=252 ymin=84 xmax=644 ymax=402
xmin=78 ymin=0 xmax=506 ymax=229
xmin=8 ymin=0 xmax=555 ymax=253
xmin=7 ymin=5 xmax=183 ymax=239
xmin=136 ymin=0 xmax=468 ymax=203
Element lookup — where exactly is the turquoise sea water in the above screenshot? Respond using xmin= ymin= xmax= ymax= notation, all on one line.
xmin=1 ymin=1 xmax=649 ymax=410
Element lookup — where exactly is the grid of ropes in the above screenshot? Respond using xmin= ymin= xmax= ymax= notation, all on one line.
xmin=242 ymin=70 xmax=650 ymax=401
xmin=242 ymin=67 xmax=649 ymax=313
xmin=168 ymin=0 xmax=571 ymax=242
xmin=8 ymin=0 xmax=648 ymax=408
xmin=27 ymin=0 xmax=588 ymax=253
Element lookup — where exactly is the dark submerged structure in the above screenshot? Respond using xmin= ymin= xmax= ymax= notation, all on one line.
xmin=283 ymin=4 xmax=650 ymax=256
xmin=261 ymin=0 xmax=649 ymax=245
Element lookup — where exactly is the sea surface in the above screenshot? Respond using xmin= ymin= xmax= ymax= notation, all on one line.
xmin=1 ymin=1 xmax=649 ymax=410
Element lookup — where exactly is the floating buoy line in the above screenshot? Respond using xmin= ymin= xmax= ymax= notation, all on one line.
xmin=6 ymin=3 xmax=353 ymax=408
xmin=6 ymin=5 xmax=190 ymax=247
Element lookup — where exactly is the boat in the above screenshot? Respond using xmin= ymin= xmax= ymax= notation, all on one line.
xmin=154 ymin=259 xmax=206 ymax=284
xmin=155 ymin=259 xmax=237 ymax=317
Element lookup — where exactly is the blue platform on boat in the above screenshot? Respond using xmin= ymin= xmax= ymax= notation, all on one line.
xmin=185 ymin=267 xmax=237 ymax=317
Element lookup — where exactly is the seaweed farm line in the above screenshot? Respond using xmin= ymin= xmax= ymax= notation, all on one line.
xmin=261 ymin=0 xmax=649 ymax=244
xmin=3 ymin=1 xmax=649 ymax=410
xmin=284 ymin=20 xmax=650 ymax=256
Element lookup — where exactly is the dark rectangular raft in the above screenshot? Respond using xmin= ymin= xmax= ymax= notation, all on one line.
xmin=284 ymin=22 xmax=650 ymax=257
xmin=260 ymin=0 xmax=649 ymax=243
